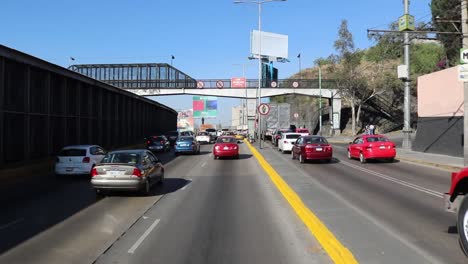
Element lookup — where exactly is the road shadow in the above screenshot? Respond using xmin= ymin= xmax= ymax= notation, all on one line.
xmin=216 ymin=154 xmax=253 ymax=160
xmin=305 ymin=158 xmax=341 ymax=164
xmin=106 ymin=178 xmax=191 ymax=197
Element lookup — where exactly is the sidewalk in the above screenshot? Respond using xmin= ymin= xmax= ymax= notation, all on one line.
xmin=325 ymin=133 xmax=464 ymax=171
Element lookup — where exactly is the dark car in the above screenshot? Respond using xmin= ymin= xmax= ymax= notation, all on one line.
xmin=145 ymin=135 xmax=171 ymax=152
xmin=165 ymin=130 xmax=179 ymax=146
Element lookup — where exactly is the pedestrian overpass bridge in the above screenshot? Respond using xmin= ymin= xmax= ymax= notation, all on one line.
xmin=69 ymin=63 xmax=342 ymax=134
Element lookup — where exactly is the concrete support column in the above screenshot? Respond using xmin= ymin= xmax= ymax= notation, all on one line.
xmin=247 ymin=98 xmax=256 ymax=138
xmin=332 ymin=97 xmax=342 ymax=135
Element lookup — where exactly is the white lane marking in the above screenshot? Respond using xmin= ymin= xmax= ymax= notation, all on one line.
xmin=128 ymin=218 xmax=160 ymax=254
xmin=181 ymin=185 xmax=187 ymax=190
xmin=201 ymin=161 xmax=207 ymax=168
xmin=340 ymin=160 xmax=444 ymax=198
xmin=0 ymin=218 xmax=24 ymax=230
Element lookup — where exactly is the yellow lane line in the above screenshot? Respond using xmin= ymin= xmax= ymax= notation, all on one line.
xmin=244 ymin=140 xmax=358 ymax=264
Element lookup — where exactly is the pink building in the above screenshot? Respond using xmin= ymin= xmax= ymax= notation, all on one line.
xmin=414 ymin=66 xmax=464 ymax=156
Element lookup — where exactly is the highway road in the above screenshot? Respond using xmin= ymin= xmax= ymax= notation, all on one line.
xmin=0 ymin=144 xmax=330 ymax=264
xmin=261 ymin=141 xmax=466 ymax=264
xmin=1 ymin=139 xmax=467 ymax=263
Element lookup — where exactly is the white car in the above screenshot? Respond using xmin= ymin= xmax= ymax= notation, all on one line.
xmin=55 ymin=145 xmax=106 ymax=176
xmin=196 ymin=132 xmax=211 ymax=144
xmin=278 ymin=133 xmax=302 ymax=153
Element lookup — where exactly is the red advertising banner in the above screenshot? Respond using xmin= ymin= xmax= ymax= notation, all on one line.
xmin=231 ymin=77 xmax=246 ymax=88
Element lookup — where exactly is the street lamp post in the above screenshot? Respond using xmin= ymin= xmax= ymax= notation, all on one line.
xmin=234 ymin=0 xmax=286 ymax=148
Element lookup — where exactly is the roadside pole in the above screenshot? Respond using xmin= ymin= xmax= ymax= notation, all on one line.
xmin=462 ymin=0 xmax=468 ymax=166
xmin=402 ymin=0 xmax=412 ymax=150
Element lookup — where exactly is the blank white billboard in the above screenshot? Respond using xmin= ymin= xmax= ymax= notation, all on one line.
xmin=250 ymin=30 xmax=288 ymax=59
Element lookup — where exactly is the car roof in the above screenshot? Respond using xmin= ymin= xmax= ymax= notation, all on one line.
xmin=61 ymin=145 xmax=98 ymax=149
xmin=301 ymin=135 xmax=325 ymax=139
xmin=361 ymin=134 xmax=386 ymax=138
xmin=282 ymin=132 xmax=301 ymax=135
xmin=107 ymin=149 xmax=147 ymax=154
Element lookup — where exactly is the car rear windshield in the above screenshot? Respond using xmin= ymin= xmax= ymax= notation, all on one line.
xmin=217 ymin=137 xmax=237 ymax=143
xmin=151 ymin=136 xmax=165 ymax=141
xmin=58 ymin=148 xmax=87 ymax=157
xmin=198 ymin=132 xmax=208 ymax=136
xmin=177 ymin=136 xmax=193 ymax=142
xmin=101 ymin=152 xmax=141 ymax=164
xmin=286 ymin=134 xmax=301 ymax=139
xmin=304 ymin=137 xmax=328 ymax=144
xmin=367 ymin=137 xmax=389 ymax=142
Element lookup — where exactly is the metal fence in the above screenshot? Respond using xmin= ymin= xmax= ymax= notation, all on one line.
xmin=0 ymin=45 xmax=177 ymax=167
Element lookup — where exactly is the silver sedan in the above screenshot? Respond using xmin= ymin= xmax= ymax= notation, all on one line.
xmin=91 ymin=149 xmax=164 ymax=196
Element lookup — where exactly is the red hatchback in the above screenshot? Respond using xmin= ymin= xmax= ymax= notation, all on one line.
xmin=291 ymin=136 xmax=333 ymax=163
xmin=213 ymin=136 xmax=239 ymax=159
xmin=347 ymin=134 xmax=396 ymax=163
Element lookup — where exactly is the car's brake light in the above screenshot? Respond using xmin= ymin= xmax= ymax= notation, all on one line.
xmin=305 ymin=145 xmax=313 ymax=149
xmin=215 ymin=145 xmax=220 ymax=150
xmin=91 ymin=168 xmax=98 ymax=177
xmin=82 ymin=157 xmax=90 ymax=163
xmin=233 ymin=146 xmax=238 ymax=149
xmin=133 ymin=168 xmax=142 ymax=177
xmin=147 ymin=140 xmax=151 ymax=145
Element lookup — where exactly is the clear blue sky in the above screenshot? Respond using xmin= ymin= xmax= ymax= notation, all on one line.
xmin=0 ymin=0 xmax=431 ymax=126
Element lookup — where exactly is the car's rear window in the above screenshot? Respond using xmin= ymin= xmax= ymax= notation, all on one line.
xmin=177 ymin=136 xmax=193 ymax=142
xmin=367 ymin=137 xmax=389 ymax=142
xmin=304 ymin=137 xmax=328 ymax=144
xmin=217 ymin=137 xmax=237 ymax=143
xmin=286 ymin=134 xmax=301 ymax=139
xmin=58 ymin=148 xmax=87 ymax=157
xmin=151 ymin=136 xmax=164 ymax=141
xmin=102 ymin=152 xmax=141 ymax=164
xmin=198 ymin=132 xmax=209 ymax=136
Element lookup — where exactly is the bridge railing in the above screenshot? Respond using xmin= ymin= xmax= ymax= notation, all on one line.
xmin=101 ymin=79 xmax=336 ymax=89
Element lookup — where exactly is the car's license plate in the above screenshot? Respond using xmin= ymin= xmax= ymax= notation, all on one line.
xmin=223 ymin=146 xmax=229 ymax=150
xmin=108 ymin=171 xmax=125 ymax=176
xmin=316 ymin=147 xmax=323 ymax=151
xmin=379 ymin=146 xmax=386 ymax=149
xmin=181 ymin=144 xmax=188 ymax=147
xmin=66 ymin=167 xmax=73 ymax=172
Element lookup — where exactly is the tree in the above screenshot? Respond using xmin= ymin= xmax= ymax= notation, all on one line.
xmin=329 ymin=20 xmax=370 ymax=135
xmin=431 ymin=0 xmax=462 ymax=66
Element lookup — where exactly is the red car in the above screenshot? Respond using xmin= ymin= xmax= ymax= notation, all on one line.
xmin=444 ymin=167 xmax=468 ymax=255
xmin=291 ymin=136 xmax=333 ymax=163
xmin=347 ymin=134 xmax=396 ymax=163
xmin=213 ymin=136 xmax=239 ymax=159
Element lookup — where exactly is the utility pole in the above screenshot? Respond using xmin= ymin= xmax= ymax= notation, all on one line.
xmin=402 ymin=0 xmax=412 ymax=150
xmin=462 ymin=0 xmax=468 ymax=166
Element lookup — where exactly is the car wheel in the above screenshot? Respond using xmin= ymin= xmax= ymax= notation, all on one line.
xmin=158 ymin=172 xmax=165 ymax=184
xmin=458 ymin=196 xmax=468 ymax=256
xmin=95 ymin=189 xmax=106 ymax=197
xmin=299 ymin=154 xmax=305 ymax=164
xmin=141 ymin=179 xmax=151 ymax=196
xmin=282 ymin=149 xmax=286 ymax=154
xmin=235 ymin=155 xmax=240 ymax=159
xmin=387 ymin=157 xmax=394 ymax=163
xmin=359 ymin=153 xmax=366 ymax=164
xmin=347 ymin=150 xmax=352 ymax=160
xmin=325 ymin=159 xmax=332 ymax=163
xmin=213 ymin=155 xmax=217 ymax=160
xmin=175 ymin=152 xmax=179 ymax=157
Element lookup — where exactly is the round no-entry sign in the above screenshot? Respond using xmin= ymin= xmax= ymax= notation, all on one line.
xmin=216 ymin=80 xmax=224 ymax=89
xmin=197 ymin=81 xmax=204 ymax=89
xmin=258 ymin=103 xmax=270 ymax=115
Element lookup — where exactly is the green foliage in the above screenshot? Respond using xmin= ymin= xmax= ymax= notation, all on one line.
xmin=411 ymin=43 xmax=445 ymax=75
xmin=431 ymin=0 xmax=461 ymax=66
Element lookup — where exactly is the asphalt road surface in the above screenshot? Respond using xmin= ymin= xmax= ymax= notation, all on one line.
xmin=0 ymin=144 xmax=330 ymax=264
xmin=261 ymin=140 xmax=466 ymax=264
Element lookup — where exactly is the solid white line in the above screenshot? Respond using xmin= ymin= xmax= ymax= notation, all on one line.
xmin=201 ymin=161 xmax=207 ymax=168
xmin=181 ymin=185 xmax=187 ymax=190
xmin=340 ymin=160 xmax=444 ymax=198
xmin=128 ymin=218 xmax=160 ymax=254
xmin=0 ymin=218 xmax=24 ymax=230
